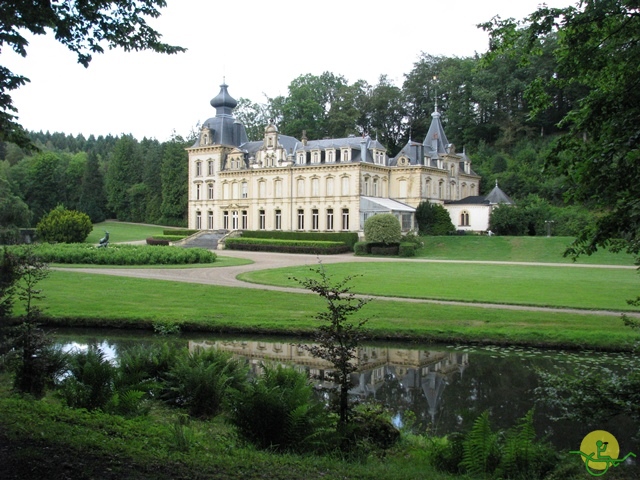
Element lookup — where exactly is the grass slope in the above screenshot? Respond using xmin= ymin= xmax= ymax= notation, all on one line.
xmin=417 ymin=236 xmax=636 ymax=265
xmin=86 ymin=221 xmax=179 ymax=244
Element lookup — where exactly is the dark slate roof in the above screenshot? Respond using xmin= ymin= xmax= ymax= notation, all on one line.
xmin=240 ymin=134 xmax=299 ymax=156
xmin=423 ymin=110 xmax=450 ymax=157
xmin=445 ymin=195 xmax=490 ymax=205
xmin=391 ymin=108 xmax=451 ymax=165
xmin=191 ymin=83 xmax=248 ymax=148
xmin=485 ymin=182 xmax=514 ymax=204
xmin=445 ymin=182 xmax=514 ymax=206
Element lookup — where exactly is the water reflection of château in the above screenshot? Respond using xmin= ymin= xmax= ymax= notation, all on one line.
xmin=190 ymin=339 xmax=469 ymax=424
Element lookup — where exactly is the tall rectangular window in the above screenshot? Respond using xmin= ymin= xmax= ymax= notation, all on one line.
xmin=196 ymin=184 xmax=201 ymax=200
xmin=208 ymin=183 xmax=214 ymax=200
xmin=275 ymin=210 xmax=282 ymax=230
xmin=232 ymin=182 xmax=238 ymax=199
xmin=196 ymin=162 xmax=202 ymax=176
xmin=312 ymin=209 xmax=319 ymax=230
xmin=326 ymin=177 xmax=334 ymax=196
xmin=207 ymin=211 xmax=213 ymax=229
xmin=232 ymin=211 xmax=239 ymax=230
xmin=223 ymin=211 xmax=229 ymax=230
xmin=196 ymin=211 xmax=202 ymax=229
xmin=312 ymin=178 xmax=319 ymax=196
xmin=297 ymin=179 xmax=304 ymax=197
xmin=242 ymin=210 xmax=248 ymax=229
xmin=342 ymin=208 xmax=349 ymax=230
xmin=275 ymin=179 xmax=282 ymax=197
xmin=341 ymin=176 xmax=349 ymax=196
xmin=242 ymin=182 xmax=248 ymax=198
xmin=327 ymin=209 xmax=334 ymax=230
xmin=259 ymin=210 xmax=265 ymax=230
xmin=297 ymin=209 xmax=304 ymax=230
xmin=207 ymin=160 xmax=214 ymax=175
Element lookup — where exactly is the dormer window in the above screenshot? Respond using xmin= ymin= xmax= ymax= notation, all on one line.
xmin=326 ymin=149 xmax=334 ymax=163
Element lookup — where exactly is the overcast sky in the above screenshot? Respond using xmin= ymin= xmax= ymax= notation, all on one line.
xmin=3 ymin=0 xmax=573 ymax=142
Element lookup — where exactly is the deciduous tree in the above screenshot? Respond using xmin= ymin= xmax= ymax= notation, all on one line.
xmin=0 ymin=1 xmax=184 ymax=149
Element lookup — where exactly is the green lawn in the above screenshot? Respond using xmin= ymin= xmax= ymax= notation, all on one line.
xmin=33 ymin=271 xmax=638 ymax=350
xmin=238 ymin=262 xmax=640 ymax=311
xmin=417 ymin=236 xmax=636 ymax=265
xmin=86 ymin=221 xmax=180 ymax=244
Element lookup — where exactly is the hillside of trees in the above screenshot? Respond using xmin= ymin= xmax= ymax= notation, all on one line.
xmin=0 ymin=37 xmax=593 ymax=236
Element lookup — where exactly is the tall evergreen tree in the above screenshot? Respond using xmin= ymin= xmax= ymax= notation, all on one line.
xmin=77 ymin=151 xmax=107 ymax=223
xmin=105 ymin=135 xmax=142 ymax=221
xmin=160 ymin=138 xmax=188 ymax=226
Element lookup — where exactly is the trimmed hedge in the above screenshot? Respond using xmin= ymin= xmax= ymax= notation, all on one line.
xmin=4 ymin=244 xmax=217 ymax=265
xmin=163 ymin=229 xmax=198 ymax=236
xmin=225 ymin=237 xmax=350 ymax=255
xmin=146 ymin=235 xmax=187 ymax=246
xmin=355 ymin=242 xmax=401 ymax=256
xmin=146 ymin=237 xmax=170 ymax=246
xmin=399 ymin=242 xmax=417 ymax=257
xmin=241 ymin=230 xmax=359 ymax=248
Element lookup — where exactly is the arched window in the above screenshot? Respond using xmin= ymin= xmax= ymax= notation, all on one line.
xmin=460 ymin=211 xmax=470 ymax=227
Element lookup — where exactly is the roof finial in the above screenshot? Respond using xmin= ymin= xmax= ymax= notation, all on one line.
xmin=495 ymin=179 xmax=499 ymax=187
xmin=433 ymin=75 xmax=438 ymax=113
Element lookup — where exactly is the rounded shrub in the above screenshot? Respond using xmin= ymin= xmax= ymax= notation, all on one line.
xmin=36 ymin=205 xmax=92 ymax=243
xmin=364 ymin=214 xmax=402 ymax=245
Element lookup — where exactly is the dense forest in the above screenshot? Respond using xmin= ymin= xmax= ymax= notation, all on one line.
xmin=0 ymin=38 xmax=592 ymax=237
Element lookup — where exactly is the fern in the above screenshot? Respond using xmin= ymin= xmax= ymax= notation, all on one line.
xmin=461 ymin=411 xmax=500 ymax=477
xmin=499 ymin=408 xmax=536 ymax=477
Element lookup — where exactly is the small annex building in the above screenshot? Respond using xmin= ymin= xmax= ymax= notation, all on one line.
xmin=444 ymin=181 xmax=514 ymax=232
xmin=187 ymin=82 xmax=485 ymax=236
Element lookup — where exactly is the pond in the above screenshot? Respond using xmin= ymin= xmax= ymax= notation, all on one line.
xmin=53 ymin=328 xmax=639 ymax=452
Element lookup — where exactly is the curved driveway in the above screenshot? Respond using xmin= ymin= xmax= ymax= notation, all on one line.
xmin=55 ymin=250 xmax=640 ymax=318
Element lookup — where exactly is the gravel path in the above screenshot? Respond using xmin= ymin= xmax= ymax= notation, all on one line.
xmin=54 ymin=250 xmax=640 ymax=318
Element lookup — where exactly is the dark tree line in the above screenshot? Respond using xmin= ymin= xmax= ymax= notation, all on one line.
xmin=0 ymin=132 xmax=190 ymax=230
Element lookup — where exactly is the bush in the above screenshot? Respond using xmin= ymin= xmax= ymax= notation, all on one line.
xmin=399 ymin=242 xmax=416 ymax=257
xmin=364 ymin=214 xmax=401 ymax=244
xmin=58 ymin=346 xmax=115 ymax=411
xmin=354 ymin=241 xmax=368 ymax=255
xmin=416 ymin=201 xmax=455 ymax=235
xmin=59 ymin=346 xmax=150 ymax=417
xmin=229 ymin=363 xmax=330 ymax=452
xmin=36 ymin=205 xmax=93 ymax=243
xmin=163 ymin=348 xmax=248 ymax=418
xmin=345 ymin=403 xmax=400 ymax=452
